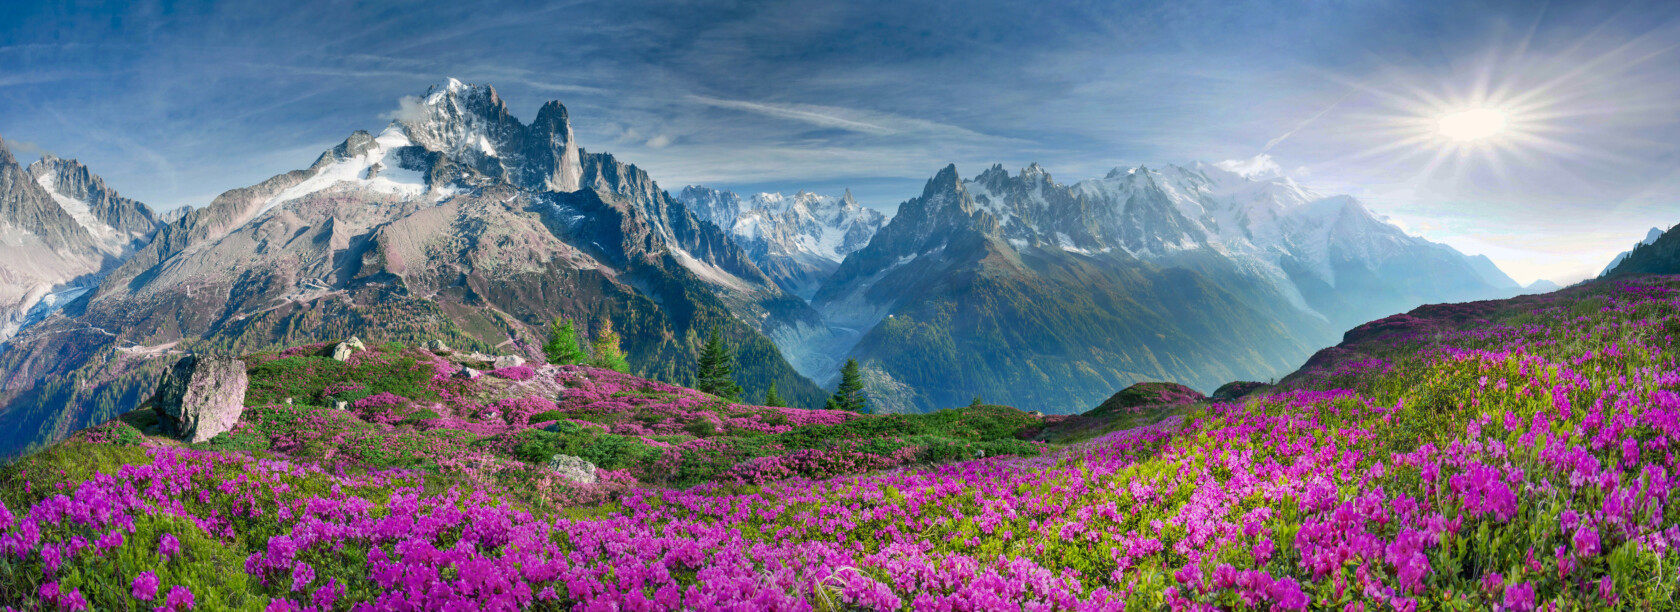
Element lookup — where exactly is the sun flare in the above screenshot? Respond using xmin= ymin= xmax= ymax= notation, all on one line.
xmin=1436 ymin=108 xmax=1508 ymax=142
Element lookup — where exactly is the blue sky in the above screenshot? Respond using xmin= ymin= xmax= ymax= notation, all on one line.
xmin=3 ymin=0 xmax=1678 ymax=284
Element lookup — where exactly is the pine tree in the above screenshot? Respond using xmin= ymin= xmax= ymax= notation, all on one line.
xmin=762 ymin=381 xmax=785 ymax=407
xmin=588 ymin=318 xmax=630 ymax=373
xmin=830 ymin=358 xmax=868 ymax=413
xmin=543 ymin=317 xmax=589 ymax=365
xmin=970 ymin=395 xmax=984 ymax=407
xmin=694 ymin=325 xmax=742 ymax=401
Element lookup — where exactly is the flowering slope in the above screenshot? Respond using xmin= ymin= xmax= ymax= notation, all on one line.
xmin=3 ymin=278 xmax=1680 ymax=609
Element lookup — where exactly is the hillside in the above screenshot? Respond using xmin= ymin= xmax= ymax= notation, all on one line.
xmin=1604 ymin=224 xmax=1680 ymax=278
xmin=1 ymin=275 xmax=1677 ymax=608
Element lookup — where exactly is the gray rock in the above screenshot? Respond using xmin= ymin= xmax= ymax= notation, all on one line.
xmin=1027 ymin=410 xmax=1044 ymax=418
xmin=454 ymin=366 xmax=481 ymax=379
xmin=284 ymin=397 xmax=294 ymax=405
xmin=331 ymin=336 xmax=368 ymax=362
xmin=333 ymin=400 xmax=349 ymax=411
xmin=154 ymin=356 xmax=248 ymax=443
xmin=424 ymin=339 xmax=451 ymax=353
xmin=546 ymin=454 xmax=598 ymax=484
xmin=492 ymin=354 xmax=525 ymax=369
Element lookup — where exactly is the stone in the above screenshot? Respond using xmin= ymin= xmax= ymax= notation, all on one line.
xmin=1027 ymin=410 xmax=1044 ymax=418
xmin=333 ymin=400 xmax=349 ymax=411
xmin=424 ymin=339 xmax=451 ymax=353
xmin=331 ymin=336 xmax=368 ymax=362
xmin=154 ymin=356 xmax=249 ymax=443
xmin=454 ymin=366 xmax=481 ymax=379
xmin=492 ymin=354 xmax=526 ymax=369
xmin=284 ymin=398 xmax=294 ymax=405
xmin=546 ymin=454 xmax=598 ymax=484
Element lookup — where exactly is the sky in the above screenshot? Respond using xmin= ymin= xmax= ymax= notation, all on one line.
xmin=2 ymin=0 xmax=1679 ymax=284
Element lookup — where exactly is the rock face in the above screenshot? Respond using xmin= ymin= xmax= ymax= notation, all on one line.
xmin=0 ymin=137 xmax=159 ymax=342
xmin=492 ymin=355 xmax=525 ymax=369
xmin=546 ymin=454 xmax=598 ymax=484
xmin=154 ymin=356 xmax=249 ymax=443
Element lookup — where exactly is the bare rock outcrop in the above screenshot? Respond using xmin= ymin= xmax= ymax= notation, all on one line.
xmin=547 ymin=454 xmax=598 ymax=484
xmin=155 ymin=356 xmax=248 ymax=443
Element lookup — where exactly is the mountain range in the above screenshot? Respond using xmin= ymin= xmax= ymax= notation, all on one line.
xmin=0 ymin=79 xmax=1534 ymax=454
xmin=676 ymin=187 xmax=886 ymax=299
xmin=796 ymin=161 xmax=1521 ymax=411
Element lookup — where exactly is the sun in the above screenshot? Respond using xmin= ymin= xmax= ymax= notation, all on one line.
xmin=1436 ymin=108 xmax=1508 ymax=143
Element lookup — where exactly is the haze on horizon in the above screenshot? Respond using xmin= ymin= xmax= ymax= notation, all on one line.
xmin=2 ymin=0 xmax=1678 ymax=285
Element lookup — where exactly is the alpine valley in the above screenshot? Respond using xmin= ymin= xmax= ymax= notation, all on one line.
xmin=0 ymin=80 xmax=1523 ymax=457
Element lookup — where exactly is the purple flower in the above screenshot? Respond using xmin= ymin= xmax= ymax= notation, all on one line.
xmin=132 ymin=571 xmax=160 ymax=601
xmin=1503 ymin=581 xmax=1536 ymax=612
xmin=158 ymin=585 xmax=194 ymax=611
xmin=291 ymin=561 xmax=315 ymax=592
xmin=158 ymin=533 xmax=180 ymax=559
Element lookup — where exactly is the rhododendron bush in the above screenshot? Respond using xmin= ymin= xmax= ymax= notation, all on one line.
xmin=3 ymin=278 xmax=1680 ymax=609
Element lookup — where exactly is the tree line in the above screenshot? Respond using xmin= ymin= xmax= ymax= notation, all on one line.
xmin=544 ymin=317 xmax=868 ymax=412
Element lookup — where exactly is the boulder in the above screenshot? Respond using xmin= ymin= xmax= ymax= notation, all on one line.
xmin=333 ymin=400 xmax=349 ymax=411
xmin=155 ymin=356 xmax=249 ymax=443
xmin=332 ymin=336 xmax=368 ymax=362
xmin=454 ymin=366 xmax=481 ymax=380
xmin=1027 ymin=410 xmax=1045 ymax=418
xmin=492 ymin=354 xmax=526 ymax=369
xmin=424 ymin=339 xmax=451 ymax=353
xmin=547 ymin=454 xmax=598 ymax=484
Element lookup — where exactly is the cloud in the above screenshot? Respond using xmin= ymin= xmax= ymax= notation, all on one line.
xmin=379 ymin=95 xmax=429 ymax=123
xmin=1215 ymin=154 xmax=1284 ymax=179
xmin=645 ymin=134 xmax=673 ymax=149
xmin=4 ymin=138 xmax=54 ymax=158
xmin=687 ymin=95 xmax=895 ymax=135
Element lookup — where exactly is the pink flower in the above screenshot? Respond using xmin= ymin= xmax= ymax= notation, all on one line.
xmin=158 ymin=533 xmax=181 ymax=559
xmin=132 ymin=571 xmax=160 ymax=601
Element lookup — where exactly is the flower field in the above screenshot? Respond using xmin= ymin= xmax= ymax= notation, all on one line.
xmin=3 ymin=278 xmax=1680 ymax=609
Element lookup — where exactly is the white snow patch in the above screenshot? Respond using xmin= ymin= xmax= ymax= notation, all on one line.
xmin=33 ymin=174 xmax=124 ymax=248
xmin=672 ymin=248 xmax=755 ymax=293
xmin=249 ymin=126 xmax=433 ymax=222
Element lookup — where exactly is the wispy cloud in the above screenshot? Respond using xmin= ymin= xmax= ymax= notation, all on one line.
xmin=686 ymin=96 xmax=896 ymax=135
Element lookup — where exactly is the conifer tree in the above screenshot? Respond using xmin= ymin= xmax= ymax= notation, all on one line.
xmin=694 ymin=325 xmax=742 ymax=401
xmin=543 ymin=317 xmax=589 ymax=365
xmin=970 ymin=395 xmax=984 ymax=408
xmin=762 ymin=381 xmax=785 ymax=407
xmin=588 ymin=318 xmax=630 ymax=373
xmin=830 ymin=358 xmax=868 ymax=413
